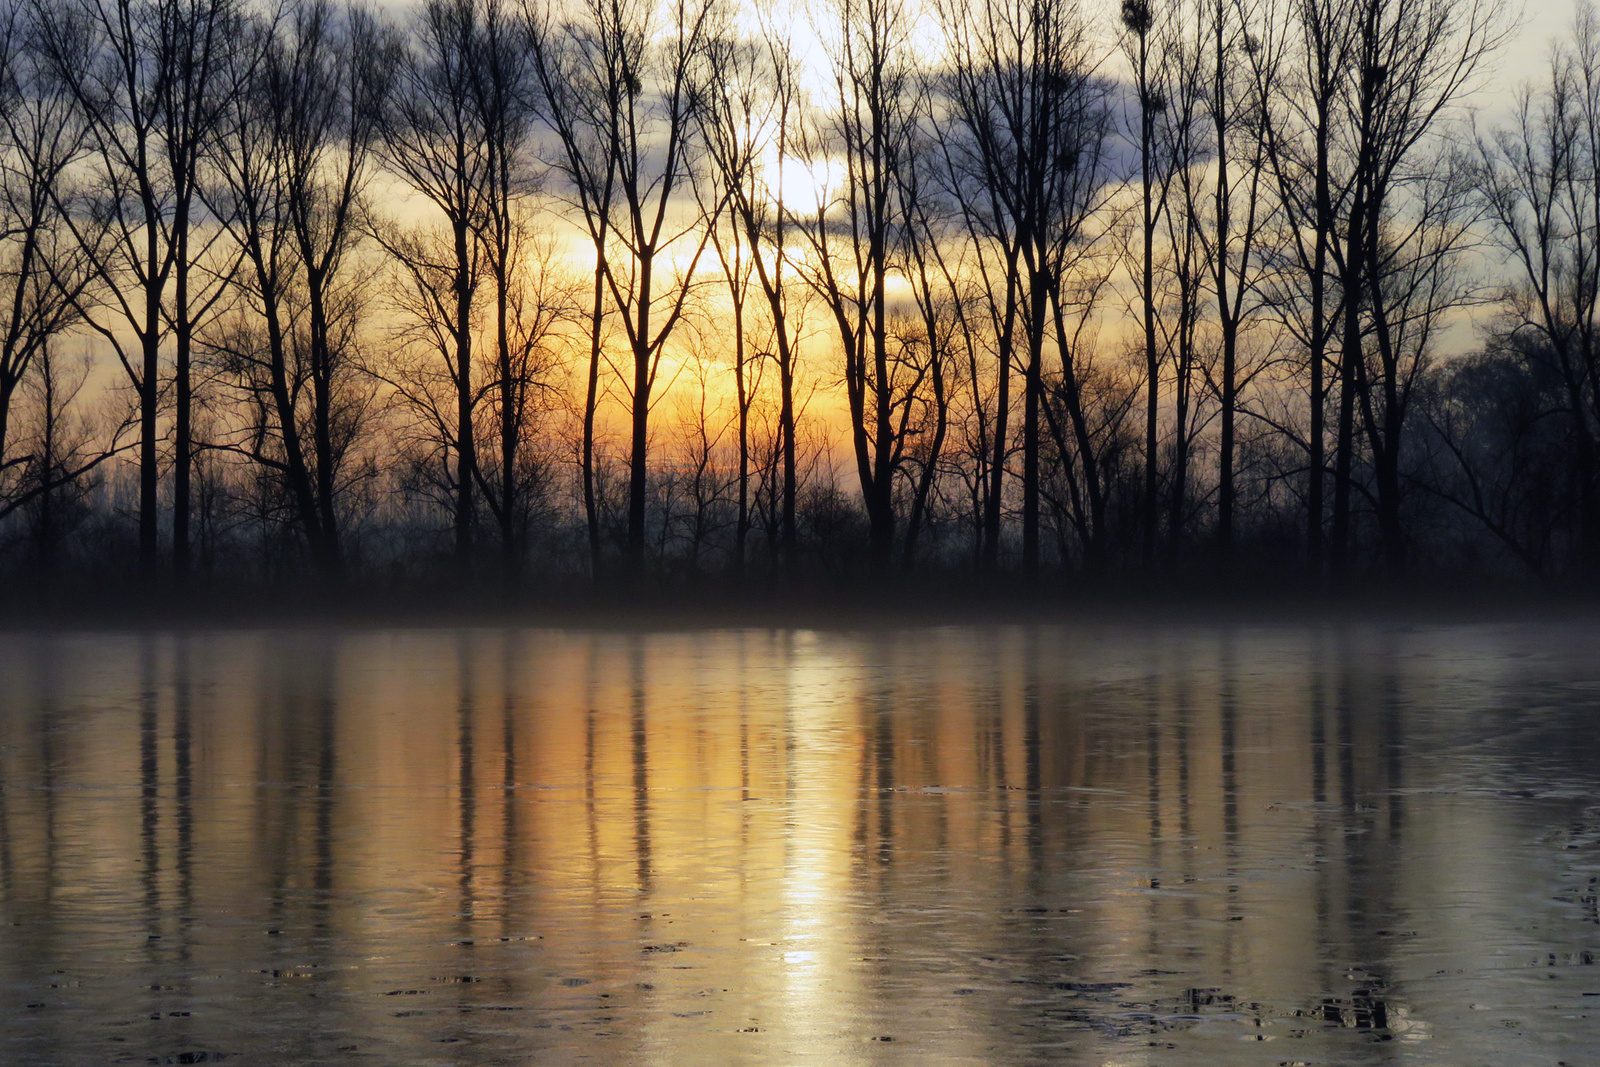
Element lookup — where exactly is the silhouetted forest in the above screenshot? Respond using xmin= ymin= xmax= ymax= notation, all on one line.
xmin=0 ymin=0 xmax=1594 ymax=600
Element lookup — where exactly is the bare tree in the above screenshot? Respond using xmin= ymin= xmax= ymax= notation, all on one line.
xmin=0 ymin=0 xmax=95 ymax=497
xmin=1474 ymin=1 xmax=1600 ymax=571
xmin=33 ymin=0 xmax=241 ymax=579
xmin=207 ymin=0 xmax=390 ymax=575
xmin=663 ymin=339 xmax=736 ymax=571
xmin=690 ymin=21 xmax=756 ymax=573
xmin=1254 ymin=0 xmax=1357 ymax=572
xmin=935 ymin=0 xmax=1114 ymax=573
xmin=1196 ymin=0 xmax=1276 ymax=564
xmin=1120 ymin=0 xmax=1164 ymax=563
xmin=691 ymin=17 xmax=807 ymax=574
xmin=524 ymin=0 xmax=616 ymax=574
xmin=16 ymin=343 xmax=121 ymax=574
xmin=526 ymin=0 xmax=718 ymax=578
xmin=1328 ymin=0 xmax=1510 ymax=569
xmin=796 ymin=0 xmax=939 ymax=570
xmin=1152 ymin=3 xmax=1212 ymax=551
xmin=375 ymin=0 xmax=493 ymax=570
xmin=1419 ymin=335 xmax=1577 ymax=572
xmin=471 ymin=232 xmax=577 ymax=577
xmin=935 ymin=0 xmax=1025 ymax=571
xmin=898 ymin=232 xmax=956 ymax=566
xmin=0 ymin=8 xmax=132 ymax=571
xmin=465 ymin=0 xmax=575 ymax=578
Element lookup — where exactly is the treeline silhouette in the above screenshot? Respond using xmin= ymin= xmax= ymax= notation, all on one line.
xmin=0 ymin=0 xmax=1592 ymax=601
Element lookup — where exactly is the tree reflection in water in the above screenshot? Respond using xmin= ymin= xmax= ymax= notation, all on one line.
xmin=0 ymin=624 xmax=1596 ymax=1065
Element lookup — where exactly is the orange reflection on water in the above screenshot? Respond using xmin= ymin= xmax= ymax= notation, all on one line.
xmin=0 ymin=624 xmax=1596 ymax=1065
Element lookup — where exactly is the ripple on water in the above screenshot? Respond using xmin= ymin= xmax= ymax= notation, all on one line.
xmin=0 ymin=624 xmax=1597 ymax=1065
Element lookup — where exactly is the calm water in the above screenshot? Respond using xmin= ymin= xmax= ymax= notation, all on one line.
xmin=0 ymin=624 xmax=1597 ymax=1066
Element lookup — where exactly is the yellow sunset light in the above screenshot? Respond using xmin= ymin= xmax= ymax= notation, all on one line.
xmin=766 ymin=151 xmax=842 ymax=213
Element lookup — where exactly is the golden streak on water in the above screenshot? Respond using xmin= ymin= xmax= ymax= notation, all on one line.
xmin=0 ymin=624 xmax=1595 ymax=1065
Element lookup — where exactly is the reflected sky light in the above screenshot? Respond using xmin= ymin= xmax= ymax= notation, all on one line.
xmin=0 ymin=625 xmax=1597 ymax=1064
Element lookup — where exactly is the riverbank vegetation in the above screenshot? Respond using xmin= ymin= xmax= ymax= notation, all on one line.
xmin=0 ymin=0 xmax=1594 ymax=603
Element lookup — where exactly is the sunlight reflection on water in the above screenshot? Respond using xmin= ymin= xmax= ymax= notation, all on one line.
xmin=0 ymin=623 xmax=1597 ymax=1065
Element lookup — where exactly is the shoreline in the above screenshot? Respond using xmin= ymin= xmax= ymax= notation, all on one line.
xmin=4 ymin=575 xmax=1595 ymax=632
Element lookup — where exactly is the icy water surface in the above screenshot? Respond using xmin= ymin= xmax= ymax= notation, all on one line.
xmin=0 ymin=623 xmax=1598 ymax=1066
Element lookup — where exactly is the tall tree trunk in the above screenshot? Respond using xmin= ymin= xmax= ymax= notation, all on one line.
xmin=1306 ymin=87 xmax=1333 ymax=576
xmin=306 ymin=266 xmax=340 ymax=576
xmin=140 ymin=262 xmax=161 ymax=580
xmin=1138 ymin=27 xmax=1159 ymax=568
xmin=625 ymin=252 xmax=653 ymax=576
xmin=1213 ymin=0 xmax=1235 ymax=567
xmin=583 ymin=250 xmax=603 ymax=577
xmin=1364 ymin=223 xmax=1405 ymax=571
xmin=778 ymin=334 xmax=797 ymax=568
xmin=869 ymin=229 xmax=893 ymax=571
xmin=173 ymin=242 xmax=191 ymax=583
xmin=1047 ymin=280 xmax=1107 ymax=566
xmin=1168 ymin=328 xmax=1190 ymax=548
xmin=261 ymin=282 xmax=323 ymax=563
xmin=732 ymin=241 xmax=749 ymax=576
xmin=1021 ymin=253 xmax=1046 ymax=576
xmin=1331 ymin=194 xmax=1364 ymax=575
xmin=455 ymin=217 xmax=476 ymax=572
xmin=982 ymin=265 xmax=1017 ymax=571
xmin=497 ymin=238 xmax=517 ymax=579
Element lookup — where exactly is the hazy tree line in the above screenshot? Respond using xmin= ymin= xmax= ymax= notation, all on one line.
xmin=0 ymin=0 xmax=1593 ymax=595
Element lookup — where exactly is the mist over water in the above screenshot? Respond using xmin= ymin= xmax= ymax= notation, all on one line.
xmin=0 ymin=624 xmax=1596 ymax=1065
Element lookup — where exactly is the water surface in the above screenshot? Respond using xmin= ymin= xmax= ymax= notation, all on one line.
xmin=0 ymin=623 xmax=1597 ymax=1065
